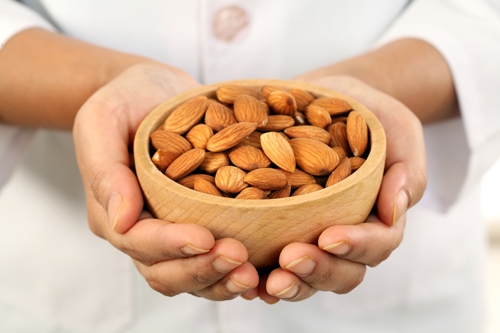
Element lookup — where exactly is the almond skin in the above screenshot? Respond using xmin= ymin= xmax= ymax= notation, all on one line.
xmin=310 ymin=97 xmax=352 ymax=116
xmin=150 ymin=130 xmax=192 ymax=153
xmin=269 ymin=183 xmax=292 ymax=199
xmin=164 ymin=96 xmax=209 ymax=134
xmin=233 ymin=94 xmax=269 ymax=127
xmin=151 ymin=149 xmax=181 ymax=172
xmin=261 ymin=85 xmax=284 ymax=99
xmin=216 ymin=85 xmax=260 ymax=104
xmin=284 ymin=125 xmax=331 ymax=145
xmin=350 ymin=156 xmax=366 ymax=171
xmin=165 ymin=148 xmax=206 ymax=181
xmin=206 ymin=122 xmax=258 ymax=152
xmin=293 ymin=111 xmax=307 ymax=126
xmin=278 ymin=168 xmax=316 ymax=189
xmin=332 ymin=146 xmax=348 ymax=160
xmin=289 ymin=88 xmax=315 ymax=111
xmin=177 ymin=174 xmax=216 ymax=189
xmin=204 ymin=101 xmax=238 ymax=132
xmin=194 ymin=177 xmax=223 ymax=197
xmin=328 ymin=122 xmax=352 ymax=155
xmin=289 ymin=138 xmax=340 ymax=176
xmin=260 ymin=132 xmax=296 ymax=173
xmin=215 ymin=165 xmax=248 ymax=194
xmin=258 ymin=115 xmax=295 ymax=132
xmin=243 ymin=168 xmax=288 ymax=191
xmin=267 ymin=91 xmax=297 ymax=116
xmin=239 ymin=131 xmax=262 ymax=149
xmin=292 ymin=183 xmax=323 ymax=196
xmin=235 ymin=187 xmax=268 ymax=200
xmin=199 ymin=152 xmax=230 ymax=174
xmin=326 ymin=157 xmax=352 ymax=187
xmin=304 ymin=104 xmax=332 ymax=129
xmin=346 ymin=111 xmax=368 ymax=157
xmin=228 ymin=145 xmax=271 ymax=171
xmin=185 ymin=124 xmax=214 ymax=150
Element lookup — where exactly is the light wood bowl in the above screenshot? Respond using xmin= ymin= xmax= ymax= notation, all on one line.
xmin=134 ymin=79 xmax=386 ymax=268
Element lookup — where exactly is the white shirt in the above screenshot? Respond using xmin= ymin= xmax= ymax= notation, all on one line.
xmin=1 ymin=1 xmax=500 ymax=332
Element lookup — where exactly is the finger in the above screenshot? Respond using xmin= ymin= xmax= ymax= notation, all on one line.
xmin=74 ymin=102 xmax=143 ymax=234
xmin=269 ymin=243 xmax=365 ymax=301
xmin=134 ymin=238 xmax=250 ymax=298
xmin=257 ymin=274 xmax=280 ymax=304
xmin=318 ymin=214 xmax=406 ymax=267
xmin=105 ymin=216 xmax=216 ymax=265
xmin=296 ymin=76 xmax=427 ymax=225
xmin=192 ymin=262 xmax=259 ymax=301
xmin=372 ymin=97 xmax=427 ymax=225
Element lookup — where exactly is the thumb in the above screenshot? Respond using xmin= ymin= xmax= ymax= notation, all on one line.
xmin=74 ymin=104 xmax=144 ymax=234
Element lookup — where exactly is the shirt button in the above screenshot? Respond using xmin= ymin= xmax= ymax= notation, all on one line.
xmin=212 ymin=6 xmax=249 ymax=42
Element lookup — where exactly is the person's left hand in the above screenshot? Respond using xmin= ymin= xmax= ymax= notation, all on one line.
xmin=242 ymin=75 xmax=426 ymax=303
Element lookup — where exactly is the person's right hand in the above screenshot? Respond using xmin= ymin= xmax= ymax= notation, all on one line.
xmin=73 ymin=63 xmax=259 ymax=300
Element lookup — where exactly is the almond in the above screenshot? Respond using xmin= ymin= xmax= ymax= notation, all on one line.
xmin=269 ymin=183 xmax=292 ymax=199
xmin=243 ymin=168 xmax=288 ymax=191
xmin=289 ymin=138 xmax=340 ymax=176
xmin=215 ymin=165 xmax=248 ymax=194
xmin=310 ymin=97 xmax=352 ymax=116
xmin=326 ymin=157 xmax=351 ymax=187
xmin=331 ymin=116 xmax=348 ymax=124
xmin=278 ymin=168 xmax=316 ymax=189
xmin=346 ymin=111 xmax=368 ymax=157
xmin=328 ymin=122 xmax=351 ymax=155
xmin=284 ymin=125 xmax=331 ymax=145
xmin=239 ymin=131 xmax=262 ymax=149
xmin=185 ymin=124 xmax=214 ymax=150
xmin=165 ymin=148 xmax=206 ymax=181
xmin=216 ymin=85 xmax=260 ymax=104
xmin=150 ymin=130 xmax=192 ymax=153
xmin=293 ymin=111 xmax=307 ymax=126
xmin=261 ymin=85 xmax=284 ymax=99
xmin=151 ymin=149 xmax=181 ymax=172
xmin=304 ymin=104 xmax=332 ymax=129
xmin=332 ymin=146 xmax=347 ymax=160
xmin=199 ymin=152 xmax=230 ymax=174
xmin=235 ymin=187 xmax=268 ymax=200
xmin=204 ymin=101 xmax=238 ymax=132
xmin=233 ymin=94 xmax=268 ymax=127
xmin=177 ymin=174 xmax=216 ymax=189
xmin=292 ymin=183 xmax=323 ymax=196
xmin=350 ymin=156 xmax=366 ymax=171
xmin=289 ymin=88 xmax=315 ymax=111
xmin=260 ymin=132 xmax=296 ymax=173
xmin=258 ymin=115 xmax=295 ymax=132
xmin=164 ymin=96 xmax=209 ymax=134
xmin=206 ymin=122 xmax=258 ymax=152
xmin=194 ymin=177 xmax=223 ymax=197
xmin=267 ymin=90 xmax=297 ymax=116
xmin=228 ymin=145 xmax=271 ymax=171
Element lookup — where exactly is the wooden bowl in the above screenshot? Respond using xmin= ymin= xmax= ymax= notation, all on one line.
xmin=134 ymin=79 xmax=386 ymax=268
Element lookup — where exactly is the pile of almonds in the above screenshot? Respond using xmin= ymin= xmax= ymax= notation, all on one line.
xmin=149 ymin=84 xmax=369 ymax=199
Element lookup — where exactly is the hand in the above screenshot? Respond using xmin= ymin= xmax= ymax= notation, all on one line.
xmin=73 ymin=63 xmax=259 ymax=300
xmin=253 ymin=75 xmax=427 ymax=303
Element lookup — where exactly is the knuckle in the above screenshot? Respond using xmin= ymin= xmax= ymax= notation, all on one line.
xmin=146 ymin=275 xmax=178 ymax=297
xmin=335 ymin=266 xmax=366 ymax=294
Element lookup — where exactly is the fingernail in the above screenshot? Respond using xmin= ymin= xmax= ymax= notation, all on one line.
xmin=274 ymin=283 xmax=299 ymax=299
xmin=181 ymin=244 xmax=210 ymax=256
xmin=322 ymin=241 xmax=350 ymax=255
xmin=108 ymin=192 xmax=124 ymax=231
xmin=393 ymin=190 xmax=409 ymax=226
xmin=226 ymin=278 xmax=252 ymax=294
xmin=212 ymin=256 xmax=242 ymax=273
xmin=285 ymin=256 xmax=315 ymax=276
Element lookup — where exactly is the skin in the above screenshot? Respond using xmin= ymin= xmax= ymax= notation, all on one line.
xmin=0 ymin=28 xmax=454 ymax=302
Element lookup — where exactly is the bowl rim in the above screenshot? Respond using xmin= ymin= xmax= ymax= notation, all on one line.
xmin=134 ymin=79 xmax=386 ymax=209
